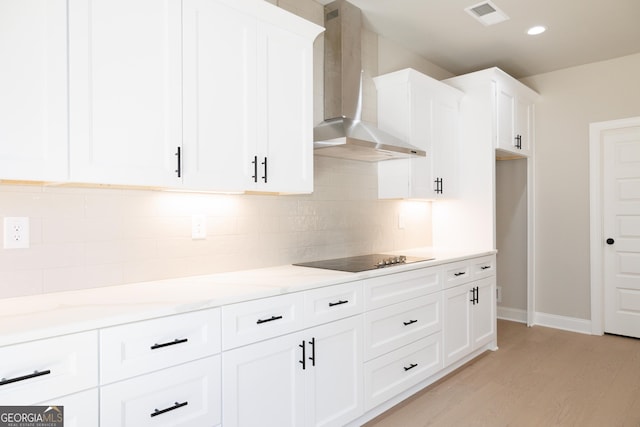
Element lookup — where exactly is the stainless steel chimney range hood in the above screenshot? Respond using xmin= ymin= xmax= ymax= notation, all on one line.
xmin=313 ymin=0 xmax=426 ymax=162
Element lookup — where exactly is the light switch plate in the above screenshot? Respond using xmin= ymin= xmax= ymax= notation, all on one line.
xmin=4 ymin=217 xmax=30 ymax=249
xmin=191 ymin=214 xmax=206 ymax=240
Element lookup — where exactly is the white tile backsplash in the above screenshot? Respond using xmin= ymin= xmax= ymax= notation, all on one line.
xmin=0 ymin=157 xmax=431 ymax=298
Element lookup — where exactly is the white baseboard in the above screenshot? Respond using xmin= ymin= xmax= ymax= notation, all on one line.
xmin=533 ymin=311 xmax=592 ymax=334
xmin=497 ymin=306 xmax=527 ymax=323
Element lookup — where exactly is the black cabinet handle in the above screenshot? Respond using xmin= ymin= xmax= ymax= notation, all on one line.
xmin=328 ymin=300 xmax=348 ymax=307
xmin=261 ymin=157 xmax=268 ymax=183
xmin=309 ymin=337 xmax=316 ymax=367
xmin=150 ymin=401 xmax=188 ymax=418
xmin=514 ymin=135 xmax=522 ymax=149
xmin=454 ymin=272 xmax=466 ymax=277
xmin=299 ymin=340 xmax=306 ymax=370
xmin=403 ymin=319 xmax=418 ymax=326
xmin=476 ymin=286 xmax=480 ymax=304
xmin=0 ymin=369 xmax=51 ymax=387
xmin=175 ymin=147 xmax=182 ymax=177
xmin=150 ymin=338 xmax=188 ymax=350
xmin=256 ymin=315 xmax=283 ymax=325
xmin=433 ymin=178 xmax=443 ymax=194
xmin=606 ymin=238 xmax=615 ymax=245
xmin=470 ymin=287 xmax=478 ymax=305
xmin=251 ymin=156 xmax=258 ymax=183
xmin=403 ymin=363 xmax=418 ymax=372
xmin=481 ymin=265 xmax=491 ymax=270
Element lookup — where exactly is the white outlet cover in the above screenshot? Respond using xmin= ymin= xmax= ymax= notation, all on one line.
xmin=3 ymin=217 xmax=30 ymax=249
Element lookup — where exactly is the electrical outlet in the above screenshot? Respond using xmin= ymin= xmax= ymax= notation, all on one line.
xmin=496 ymin=286 xmax=502 ymax=303
xmin=191 ymin=214 xmax=206 ymax=240
xmin=3 ymin=217 xmax=30 ymax=249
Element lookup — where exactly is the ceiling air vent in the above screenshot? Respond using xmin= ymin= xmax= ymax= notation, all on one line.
xmin=465 ymin=1 xmax=509 ymax=26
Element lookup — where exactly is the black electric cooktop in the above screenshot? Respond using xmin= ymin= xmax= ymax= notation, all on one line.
xmin=293 ymin=254 xmax=434 ymax=273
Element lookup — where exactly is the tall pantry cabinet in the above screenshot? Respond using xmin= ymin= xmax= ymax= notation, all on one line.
xmin=438 ymin=67 xmax=538 ymax=325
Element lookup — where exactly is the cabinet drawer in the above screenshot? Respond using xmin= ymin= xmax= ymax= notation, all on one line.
xmin=365 ymin=267 xmax=441 ymax=310
xmin=222 ymin=292 xmax=305 ymax=350
xmin=364 ymin=293 xmax=441 ymax=361
xmin=364 ymin=333 xmax=443 ymax=411
xmin=0 ymin=331 xmax=98 ymax=405
xmin=471 ymin=255 xmax=496 ymax=279
xmin=100 ymin=308 xmax=221 ymax=385
xmin=100 ymin=355 xmax=221 ymax=427
xmin=304 ymin=281 xmax=363 ymax=327
xmin=36 ymin=388 xmax=99 ymax=427
xmin=442 ymin=260 xmax=472 ymax=288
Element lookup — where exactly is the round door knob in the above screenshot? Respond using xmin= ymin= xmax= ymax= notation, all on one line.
xmin=606 ymin=238 xmax=615 ymax=245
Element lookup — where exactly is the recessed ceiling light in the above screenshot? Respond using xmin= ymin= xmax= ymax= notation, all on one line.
xmin=527 ymin=25 xmax=546 ymax=35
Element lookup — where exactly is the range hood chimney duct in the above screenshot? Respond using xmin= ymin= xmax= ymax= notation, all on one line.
xmin=313 ymin=0 xmax=426 ymax=162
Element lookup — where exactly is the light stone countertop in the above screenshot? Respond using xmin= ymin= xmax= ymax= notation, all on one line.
xmin=0 ymin=247 xmax=496 ymax=347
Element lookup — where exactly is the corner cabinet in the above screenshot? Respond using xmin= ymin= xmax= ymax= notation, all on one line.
xmin=65 ymin=0 xmax=321 ymax=191
xmin=0 ymin=0 xmax=68 ymax=182
xmin=444 ymin=67 xmax=537 ymax=159
xmin=374 ymin=68 xmax=463 ymax=199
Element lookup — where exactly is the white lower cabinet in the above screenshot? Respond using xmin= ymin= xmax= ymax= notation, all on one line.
xmin=222 ymin=315 xmax=363 ymax=427
xmin=100 ymin=355 xmax=221 ymax=427
xmin=443 ymin=276 xmax=496 ymax=367
xmin=36 ymin=388 xmax=99 ymax=427
xmin=363 ymin=332 xmax=442 ymax=411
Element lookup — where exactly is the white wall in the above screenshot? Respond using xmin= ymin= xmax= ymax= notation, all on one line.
xmin=521 ymin=52 xmax=640 ymax=320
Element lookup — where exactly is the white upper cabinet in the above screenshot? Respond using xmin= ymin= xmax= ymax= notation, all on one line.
xmin=445 ymin=67 xmax=537 ymax=159
xmin=182 ymin=0 xmax=321 ymax=193
xmin=0 ymin=0 xmax=68 ymax=181
xmin=68 ymin=0 xmax=182 ymax=187
xmin=375 ymin=69 xmax=463 ymax=200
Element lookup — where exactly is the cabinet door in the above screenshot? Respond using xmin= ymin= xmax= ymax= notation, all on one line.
xmin=515 ymin=96 xmax=532 ymax=155
xmin=431 ymin=97 xmax=460 ymax=198
xmin=408 ymin=86 xmax=434 ymax=198
xmin=0 ymin=0 xmax=68 ymax=181
xmin=222 ymin=332 xmax=305 ymax=427
xmin=256 ymin=21 xmax=314 ymax=193
xmin=182 ymin=0 xmax=255 ymax=192
xmin=305 ymin=316 xmax=363 ymax=427
xmin=69 ymin=0 xmax=182 ymax=187
xmin=496 ymin=85 xmax=517 ymax=154
xmin=443 ymin=283 xmax=473 ymax=367
xmin=472 ymin=277 xmax=497 ymax=349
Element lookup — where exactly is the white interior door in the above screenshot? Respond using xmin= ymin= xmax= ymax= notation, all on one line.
xmin=603 ymin=124 xmax=640 ymax=338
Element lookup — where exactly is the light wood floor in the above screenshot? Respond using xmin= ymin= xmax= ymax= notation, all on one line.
xmin=364 ymin=320 xmax=640 ymax=427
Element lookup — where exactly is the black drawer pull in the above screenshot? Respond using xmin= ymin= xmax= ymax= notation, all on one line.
xmin=150 ymin=338 xmax=188 ymax=350
xmin=403 ymin=319 xmax=418 ymax=326
xmin=328 ymin=300 xmax=348 ymax=307
xmin=0 ymin=369 xmax=51 ymax=387
xmin=481 ymin=266 xmax=491 ymax=270
xmin=403 ymin=363 xmax=418 ymax=372
xmin=150 ymin=401 xmax=188 ymax=418
xmin=257 ymin=315 xmax=283 ymax=325
xmin=454 ymin=272 xmax=466 ymax=277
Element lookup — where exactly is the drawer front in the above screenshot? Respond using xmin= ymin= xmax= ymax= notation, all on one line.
xmin=222 ymin=292 xmax=305 ymax=350
xmin=364 ymin=267 xmax=441 ymax=310
xmin=471 ymin=255 xmax=496 ymax=279
xmin=100 ymin=355 xmax=221 ymax=427
xmin=364 ymin=333 xmax=443 ymax=411
xmin=303 ymin=281 xmax=364 ymax=327
xmin=0 ymin=331 xmax=98 ymax=405
xmin=364 ymin=293 xmax=441 ymax=361
xmin=36 ymin=388 xmax=99 ymax=427
xmin=100 ymin=308 xmax=221 ymax=385
xmin=442 ymin=260 xmax=473 ymax=288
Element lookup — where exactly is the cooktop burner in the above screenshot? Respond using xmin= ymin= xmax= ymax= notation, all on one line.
xmin=293 ymin=254 xmax=434 ymax=273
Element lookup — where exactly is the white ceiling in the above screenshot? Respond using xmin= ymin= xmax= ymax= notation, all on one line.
xmin=320 ymin=0 xmax=640 ymax=78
